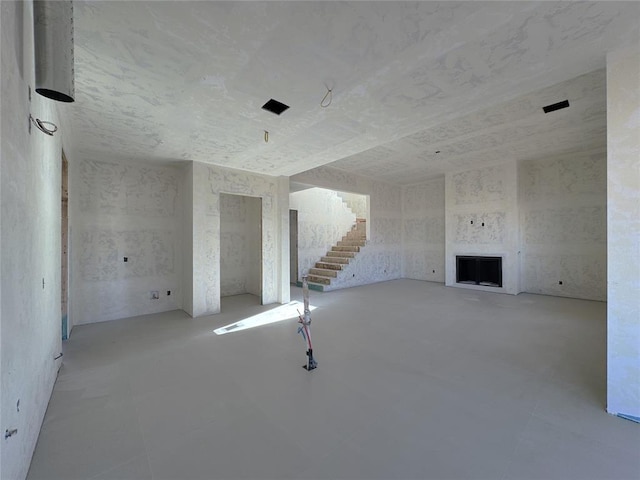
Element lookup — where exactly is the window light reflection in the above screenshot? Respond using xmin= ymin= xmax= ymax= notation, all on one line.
xmin=214 ymin=301 xmax=316 ymax=335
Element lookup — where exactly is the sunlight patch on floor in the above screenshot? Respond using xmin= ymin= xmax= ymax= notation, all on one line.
xmin=214 ymin=301 xmax=317 ymax=335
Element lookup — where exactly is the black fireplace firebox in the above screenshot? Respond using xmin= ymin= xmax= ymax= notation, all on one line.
xmin=456 ymin=256 xmax=502 ymax=287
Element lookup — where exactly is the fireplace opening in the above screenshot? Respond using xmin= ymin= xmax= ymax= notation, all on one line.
xmin=456 ymin=256 xmax=502 ymax=287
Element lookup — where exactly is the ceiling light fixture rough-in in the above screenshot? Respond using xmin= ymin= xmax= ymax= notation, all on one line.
xmin=321 ymin=87 xmax=332 ymax=108
xmin=262 ymin=99 xmax=290 ymax=115
xmin=543 ymin=99 xmax=570 ymax=113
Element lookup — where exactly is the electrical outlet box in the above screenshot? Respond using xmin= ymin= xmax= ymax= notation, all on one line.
xmin=151 ymin=291 xmax=159 ymax=300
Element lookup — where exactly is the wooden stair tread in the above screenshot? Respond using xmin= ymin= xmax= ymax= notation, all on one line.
xmin=337 ymin=240 xmax=365 ymax=247
xmin=332 ymin=245 xmax=360 ymax=252
xmin=307 ymin=274 xmax=332 ymax=285
xmin=326 ymin=251 xmax=355 ymax=258
xmin=321 ymin=256 xmax=350 ymax=264
xmin=304 ymin=218 xmax=368 ymax=290
xmin=315 ymin=262 xmax=344 ymax=270
xmin=309 ymin=268 xmax=338 ymax=277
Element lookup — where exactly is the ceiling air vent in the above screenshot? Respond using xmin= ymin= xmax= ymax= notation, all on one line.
xmin=262 ymin=99 xmax=290 ymax=115
xmin=543 ymin=99 xmax=570 ymax=113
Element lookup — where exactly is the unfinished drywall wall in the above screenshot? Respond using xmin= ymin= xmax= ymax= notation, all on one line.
xmin=520 ymin=150 xmax=607 ymax=300
xmin=70 ymin=158 xmax=184 ymax=324
xmin=1 ymin=2 xmax=64 ymax=478
xmin=190 ymin=162 xmax=289 ymax=316
xmin=606 ymin=42 xmax=640 ymax=418
xmin=220 ymin=194 xmax=261 ymax=297
xmin=337 ymin=191 xmax=367 ymax=219
xmin=291 ymin=166 xmax=402 ymax=288
xmin=402 ymin=177 xmax=445 ymax=283
xmin=445 ymin=163 xmax=520 ymax=294
xmin=289 ymin=188 xmax=357 ymax=280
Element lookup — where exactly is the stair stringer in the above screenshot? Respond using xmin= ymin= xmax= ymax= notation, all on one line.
xmin=291 ymin=188 xmax=357 ymax=282
xmin=322 ymin=243 xmax=400 ymax=291
xmin=321 ymin=243 xmax=367 ymax=291
xmin=305 ymin=219 xmax=362 ymax=289
xmin=336 ymin=192 xmax=367 ymax=219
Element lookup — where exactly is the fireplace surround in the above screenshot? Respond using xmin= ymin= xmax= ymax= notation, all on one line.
xmin=456 ymin=256 xmax=502 ymax=287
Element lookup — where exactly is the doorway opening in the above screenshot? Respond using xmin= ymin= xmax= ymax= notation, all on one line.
xmin=220 ymin=193 xmax=263 ymax=304
xmin=289 ymin=184 xmax=369 ymax=286
xmin=289 ymin=209 xmax=298 ymax=284
xmin=61 ymin=151 xmax=69 ymax=339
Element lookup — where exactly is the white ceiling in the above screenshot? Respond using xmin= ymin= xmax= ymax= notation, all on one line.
xmin=63 ymin=1 xmax=639 ymax=185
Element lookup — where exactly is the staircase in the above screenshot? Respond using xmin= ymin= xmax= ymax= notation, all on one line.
xmin=305 ymin=218 xmax=366 ymax=290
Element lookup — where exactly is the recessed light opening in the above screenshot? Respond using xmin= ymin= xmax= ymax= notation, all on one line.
xmin=262 ymin=99 xmax=290 ymax=115
xmin=543 ymin=100 xmax=570 ymax=113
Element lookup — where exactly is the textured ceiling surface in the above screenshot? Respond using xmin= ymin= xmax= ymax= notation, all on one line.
xmin=63 ymin=1 xmax=639 ymax=184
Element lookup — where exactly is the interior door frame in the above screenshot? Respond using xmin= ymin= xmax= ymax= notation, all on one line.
xmin=289 ymin=209 xmax=298 ymax=284
xmin=61 ymin=150 xmax=69 ymax=339
xmin=219 ymin=193 xmax=264 ymax=304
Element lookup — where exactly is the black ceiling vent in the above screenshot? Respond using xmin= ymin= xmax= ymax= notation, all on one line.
xmin=262 ymin=99 xmax=290 ymax=115
xmin=543 ymin=99 xmax=570 ymax=113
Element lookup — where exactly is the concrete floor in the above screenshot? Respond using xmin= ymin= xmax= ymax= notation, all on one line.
xmin=28 ymin=280 xmax=639 ymax=480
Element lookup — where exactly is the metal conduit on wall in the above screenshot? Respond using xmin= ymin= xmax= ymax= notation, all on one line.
xmin=34 ymin=0 xmax=75 ymax=103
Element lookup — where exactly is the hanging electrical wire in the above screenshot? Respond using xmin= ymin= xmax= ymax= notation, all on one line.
xmin=264 ymin=130 xmax=269 ymax=143
xmin=29 ymin=114 xmax=58 ymax=136
xmin=320 ymin=86 xmax=332 ymax=108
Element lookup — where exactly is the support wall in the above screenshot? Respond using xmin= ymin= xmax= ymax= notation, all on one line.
xmin=606 ymin=42 xmax=640 ymax=418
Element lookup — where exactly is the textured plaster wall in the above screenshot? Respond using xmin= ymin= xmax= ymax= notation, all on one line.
xmin=291 ymin=166 xmax=402 ymax=288
xmin=190 ymin=162 xmax=289 ymax=317
xmin=520 ymin=150 xmax=607 ymax=301
xmin=220 ymin=194 xmax=261 ymax=297
xmin=70 ymin=159 xmax=184 ymax=324
xmin=336 ymin=191 xmax=368 ymax=219
xmin=402 ymin=177 xmax=446 ymax=283
xmin=1 ymin=2 xmax=64 ymax=478
xmin=606 ymin=43 xmax=640 ymax=418
xmin=445 ymin=163 xmax=520 ymax=294
xmin=290 ymin=188 xmax=357 ymax=280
